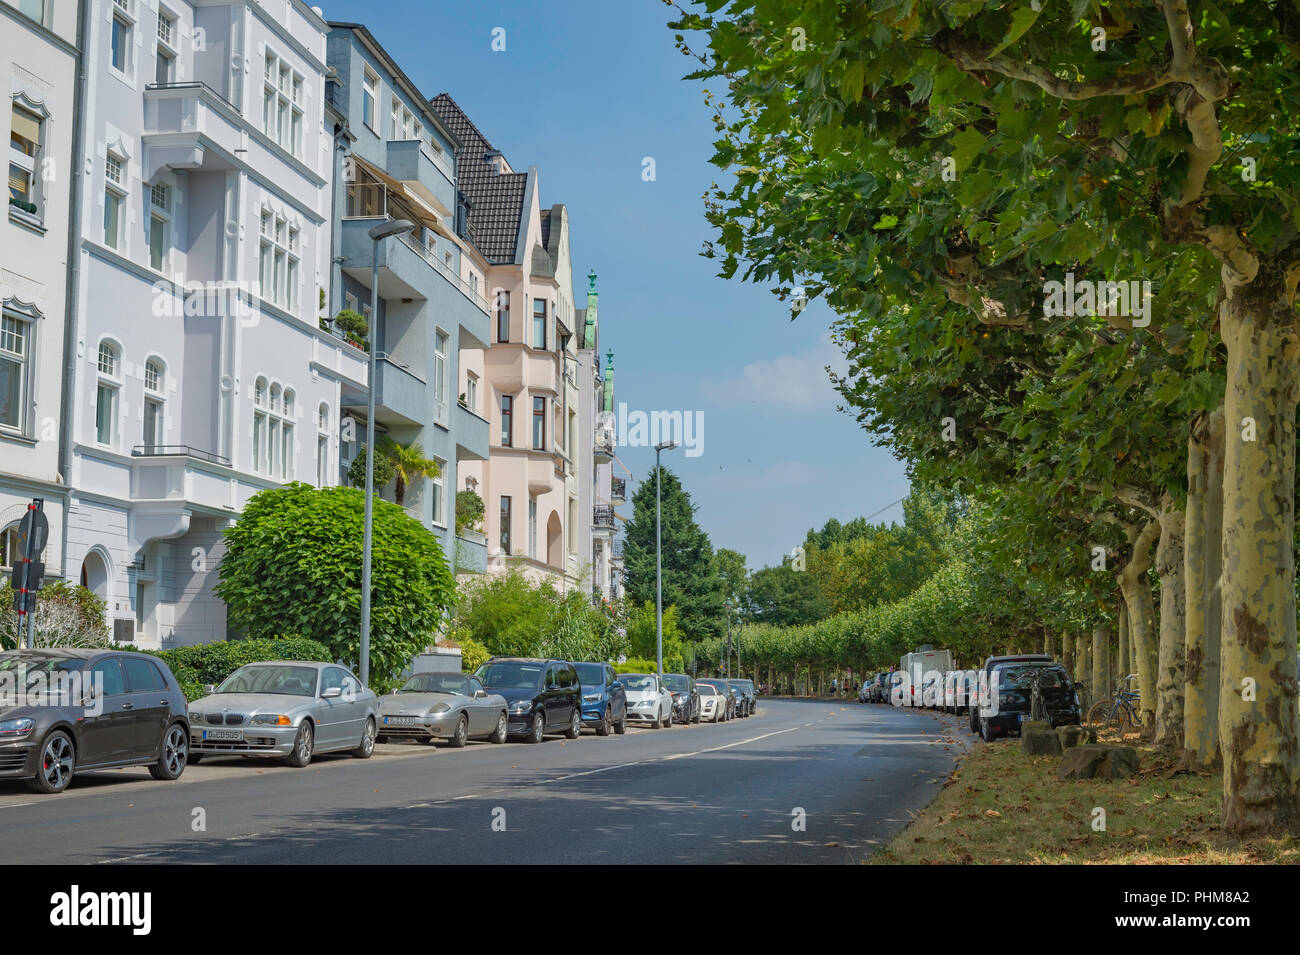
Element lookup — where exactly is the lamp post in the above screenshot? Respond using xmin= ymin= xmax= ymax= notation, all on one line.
xmin=654 ymin=439 xmax=678 ymax=676
xmin=360 ymin=217 xmax=415 ymax=686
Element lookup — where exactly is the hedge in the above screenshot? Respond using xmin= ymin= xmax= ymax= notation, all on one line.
xmin=130 ymin=637 xmax=333 ymax=701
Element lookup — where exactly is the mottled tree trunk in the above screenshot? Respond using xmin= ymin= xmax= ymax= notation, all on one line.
xmin=1218 ymin=281 xmax=1300 ymax=831
xmin=1184 ymin=408 xmax=1224 ymax=770
xmin=1155 ymin=497 xmax=1187 ymax=751
xmin=1091 ymin=626 xmax=1109 ymax=707
xmin=1062 ymin=633 xmax=1074 ymax=677
xmin=1117 ymin=593 xmax=1129 ymax=686
xmin=1043 ymin=631 xmax=1053 ymax=657
xmin=1119 ymin=520 xmax=1160 ymax=737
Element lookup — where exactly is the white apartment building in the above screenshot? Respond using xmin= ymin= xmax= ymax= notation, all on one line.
xmin=0 ymin=0 xmax=80 ymax=590
xmin=64 ymin=0 xmax=361 ymax=646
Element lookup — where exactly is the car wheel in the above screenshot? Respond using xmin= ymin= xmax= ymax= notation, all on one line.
xmin=969 ymin=706 xmax=980 ymax=733
xmin=353 ymin=717 xmax=377 ymax=758
xmin=27 ymin=730 xmax=75 ymax=794
xmin=980 ymin=717 xmax=998 ymax=743
xmin=692 ymin=707 xmax=701 ymax=724
xmin=565 ymin=708 xmax=581 ymax=740
xmin=448 ymin=714 xmax=469 ymax=748
xmin=490 ymin=711 xmax=508 ymax=744
xmin=149 ymin=723 xmax=188 ymax=780
xmin=614 ymin=711 xmax=627 ymax=735
xmin=527 ymin=711 xmax=544 ymax=744
xmin=286 ymin=721 xmax=314 ymax=767
xmin=596 ymin=707 xmax=612 ymax=737
xmin=665 ymin=708 xmax=674 ymax=728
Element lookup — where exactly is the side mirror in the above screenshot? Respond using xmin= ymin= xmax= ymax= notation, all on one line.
xmin=390 ymin=688 xmax=398 ymax=695
xmin=475 ymin=690 xmax=488 ymax=699
xmin=322 ymin=686 xmax=343 ymax=699
xmin=612 ymin=680 xmax=622 ymax=690
xmin=202 ymin=684 xmax=215 ymax=696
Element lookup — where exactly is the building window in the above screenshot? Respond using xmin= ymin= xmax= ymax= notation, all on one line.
xmin=495 ymin=289 xmax=509 ymax=342
xmin=95 ymin=341 xmax=121 ymax=447
xmin=157 ymin=9 xmax=174 ymax=45
xmin=258 ymin=210 xmax=299 ymax=312
xmin=16 ymin=0 xmax=45 ymax=25
xmin=110 ymin=11 xmax=132 ymax=75
xmin=533 ymin=298 xmax=546 ymax=350
xmin=465 ymin=372 xmax=478 ymax=413
xmin=532 ymin=396 xmax=545 ymax=450
xmin=430 ymin=457 xmax=446 ymax=525
xmin=0 ymin=314 xmax=31 ymax=433
xmin=263 ymin=53 xmax=304 ymax=156
xmin=528 ymin=498 xmax=537 ymax=559
xmin=142 ymin=357 xmax=164 ymax=448
xmin=362 ymin=68 xmax=378 ymax=130
xmin=9 ymin=104 xmax=42 ymax=212
xmin=104 ymin=154 xmax=125 ymax=250
xmin=316 ymin=402 xmax=329 ymax=487
xmin=253 ymin=377 xmax=267 ymax=473
xmin=433 ymin=329 xmax=448 ymax=423
xmin=148 ymin=182 xmax=170 ymax=272
xmin=499 ymin=496 xmax=511 ymax=555
xmin=0 ymin=523 xmax=20 ymax=573
xmin=500 ymin=394 xmax=512 ymax=447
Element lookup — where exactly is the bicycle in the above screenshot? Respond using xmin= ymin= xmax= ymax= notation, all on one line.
xmin=1086 ymin=674 xmax=1142 ymax=735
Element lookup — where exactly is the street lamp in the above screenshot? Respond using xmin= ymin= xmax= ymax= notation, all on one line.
xmin=360 ymin=217 xmax=415 ymax=686
xmin=654 ymin=439 xmax=678 ymax=677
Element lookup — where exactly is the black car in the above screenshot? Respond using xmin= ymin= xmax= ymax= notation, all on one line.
xmin=727 ymin=679 xmax=756 ymax=717
xmin=662 ymin=673 xmax=700 ymax=723
xmin=975 ymin=661 xmax=1082 ymax=742
xmin=695 ymin=678 xmax=736 ymax=719
xmin=969 ymin=654 xmax=1054 ymax=732
xmin=0 ymin=648 xmax=190 ymax=793
xmin=475 ymin=658 xmax=582 ymax=743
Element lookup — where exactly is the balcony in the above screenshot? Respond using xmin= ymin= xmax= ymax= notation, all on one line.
xmin=454 ymin=400 xmax=489 ymax=461
xmin=142 ymin=82 xmax=243 ymax=178
xmin=455 ymin=532 xmax=488 ymax=574
xmin=611 ymin=477 xmax=626 ymax=503
xmin=385 ymin=139 xmax=455 ymax=218
xmin=612 ymin=539 xmax=624 ymax=559
xmin=372 ymin=354 xmax=426 ymax=426
xmin=593 ymin=505 xmax=615 ymax=530
xmin=593 ymin=429 xmax=614 ymax=462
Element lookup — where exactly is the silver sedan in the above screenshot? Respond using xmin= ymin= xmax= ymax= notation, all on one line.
xmin=187 ymin=661 xmax=379 ymax=767
xmin=376 ymin=673 xmax=508 ymax=746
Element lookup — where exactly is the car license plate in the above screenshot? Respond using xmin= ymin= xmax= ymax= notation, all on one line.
xmin=202 ymin=729 xmax=241 ymax=740
xmin=384 ymin=716 xmax=418 ymax=725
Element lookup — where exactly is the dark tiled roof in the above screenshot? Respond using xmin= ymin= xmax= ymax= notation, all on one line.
xmin=429 ymin=92 xmax=526 ymax=265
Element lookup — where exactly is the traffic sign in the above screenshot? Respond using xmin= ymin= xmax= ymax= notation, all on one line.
xmin=16 ymin=503 xmax=48 ymax=561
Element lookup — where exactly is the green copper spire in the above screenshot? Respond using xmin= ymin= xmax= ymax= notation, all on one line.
xmin=602 ymin=349 xmax=614 ymax=413
xmin=583 ymin=269 xmax=598 ymax=350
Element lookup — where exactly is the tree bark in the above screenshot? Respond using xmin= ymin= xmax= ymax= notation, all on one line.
xmin=1218 ymin=278 xmax=1300 ymax=831
xmin=1091 ymin=625 xmax=1109 ymax=707
xmin=1062 ymin=633 xmax=1074 ymax=677
xmin=1184 ymin=407 xmax=1224 ymax=770
xmin=1117 ymin=592 xmax=1129 ymax=687
xmin=1155 ymin=496 xmax=1187 ymax=751
xmin=1118 ymin=520 xmax=1160 ymax=737
xmin=1043 ymin=631 xmax=1053 ymax=657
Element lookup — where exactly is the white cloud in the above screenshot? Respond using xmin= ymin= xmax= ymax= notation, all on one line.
xmin=702 ymin=335 xmax=847 ymax=410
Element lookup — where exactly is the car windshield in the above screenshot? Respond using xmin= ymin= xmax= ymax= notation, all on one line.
xmin=661 ymin=675 xmax=689 ymax=692
xmin=400 ymin=674 xmax=472 ymax=695
xmin=697 ymin=684 xmax=717 ymax=696
xmin=0 ymin=653 xmax=85 ymax=674
xmin=475 ymin=662 xmax=542 ymax=689
xmin=995 ymin=665 xmax=1070 ymax=689
xmin=698 ymin=680 xmax=727 ymax=692
xmin=573 ymin=663 xmax=604 ymax=685
xmin=621 ymin=675 xmax=657 ymax=692
xmin=215 ymin=665 xmax=317 ymax=696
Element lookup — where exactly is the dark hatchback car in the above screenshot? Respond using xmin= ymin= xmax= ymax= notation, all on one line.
xmin=727 ymin=679 xmax=756 ymax=717
xmin=475 ymin=657 xmax=582 ymax=744
xmin=0 ymin=648 xmax=190 ymax=793
xmin=976 ymin=662 xmax=1082 ymax=741
xmin=662 ymin=673 xmax=700 ymax=723
xmin=969 ymin=654 xmax=1054 ymax=731
xmin=572 ymin=661 xmax=627 ymax=735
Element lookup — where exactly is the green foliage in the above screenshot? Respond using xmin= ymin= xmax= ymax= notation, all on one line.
xmin=744 ymin=564 xmax=832 ymax=626
xmin=214 ymin=483 xmax=455 ymax=685
xmin=624 ymin=601 xmax=686 ymax=671
xmin=455 ymin=489 xmax=485 ymax=534
xmin=0 ymin=581 xmax=109 ymax=650
xmin=133 ymin=636 xmax=333 ymax=701
xmin=334 ymin=308 xmax=368 ymax=341
xmin=380 ymin=437 xmax=439 ymax=506
xmin=457 ymin=634 xmax=491 ymax=673
xmin=623 ymin=466 xmax=726 ymax=640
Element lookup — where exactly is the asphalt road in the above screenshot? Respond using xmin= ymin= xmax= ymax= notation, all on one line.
xmin=0 ymin=698 xmax=967 ymax=864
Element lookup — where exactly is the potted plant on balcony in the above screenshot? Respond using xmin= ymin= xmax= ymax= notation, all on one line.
xmin=346 ymin=443 xmax=395 ymax=498
xmin=333 ymin=308 xmax=369 ymax=351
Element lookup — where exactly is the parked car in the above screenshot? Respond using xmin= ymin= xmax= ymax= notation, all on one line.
xmin=662 ymin=673 xmax=700 ymax=724
xmin=0 ymin=648 xmax=190 ymax=794
xmin=975 ymin=661 xmax=1082 ymax=741
xmin=696 ymin=681 xmax=728 ymax=722
xmin=474 ymin=658 xmax=581 ymax=743
xmin=620 ymin=673 xmax=674 ymax=728
xmin=572 ymin=661 xmax=627 ymax=736
xmin=695 ymin=679 xmax=736 ymax=720
xmin=870 ymin=672 xmax=892 ymax=703
xmin=969 ymin=654 xmax=1055 ymax=732
xmin=188 ymin=661 xmax=378 ymax=767
xmin=727 ymin=679 xmax=756 ymax=717
xmin=858 ymin=681 xmax=871 ymax=703
xmin=376 ymin=672 xmax=508 ymax=747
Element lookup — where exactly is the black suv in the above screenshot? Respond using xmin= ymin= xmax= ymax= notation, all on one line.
xmin=975 ymin=661 xmax=1082 ymax=741
xmin=969 ymin=654 xmax=1054 ymax=732
xmin=727 ymin=679 xmax=756 ymax=717
xmin=475 ymin=658 xmax=582 ymax=744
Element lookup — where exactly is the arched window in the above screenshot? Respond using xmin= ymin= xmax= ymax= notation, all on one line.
xmin=143 ymin=357 xmax=165 ymax=449
xmin=252 ymin=377 xmax=294 ymax=480
xmin=95 ymin=340 xmax=121 ymax=446
xmin=316 ymin=402 xmax=330 ymax=487
xmin=253 ymin=376 xmax=269 ymax=472
xmin=0 ymin=524 xmax=20 ymax=575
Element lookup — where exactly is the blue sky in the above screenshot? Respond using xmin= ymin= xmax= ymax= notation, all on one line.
xmin=324 ymin=0 xmax=910 ymax=568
